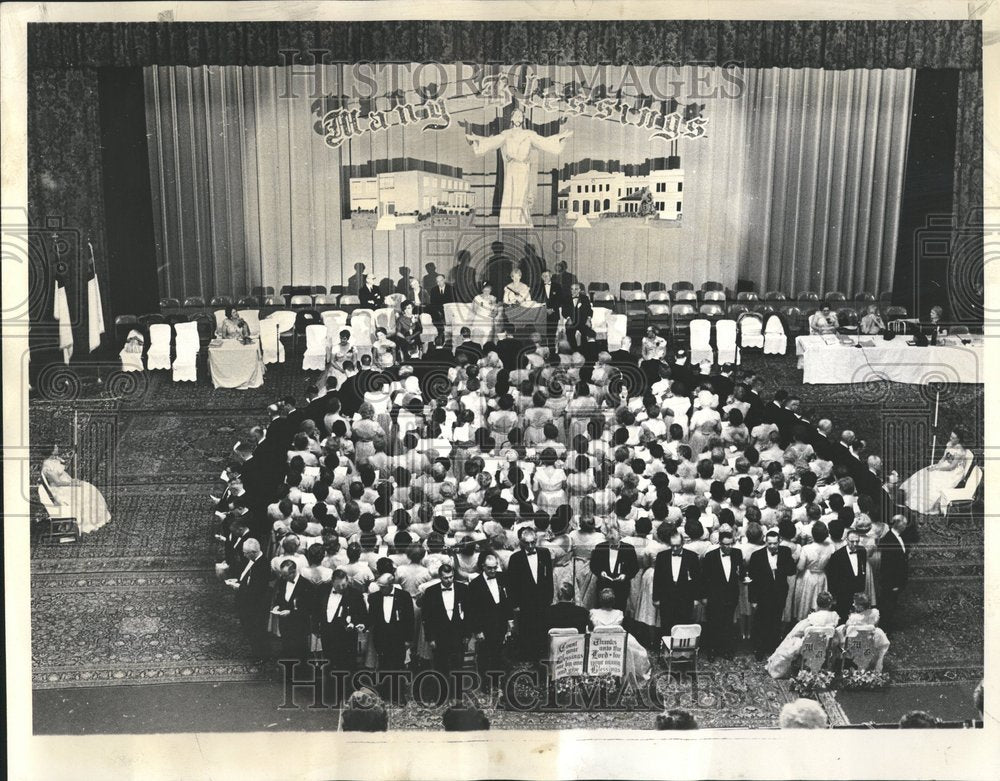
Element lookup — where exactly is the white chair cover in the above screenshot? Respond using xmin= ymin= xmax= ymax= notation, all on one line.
xmin=689 ymin=318 xmax=714 ymax=364
xmin=606 ymin=313 xmax=628 ymax=351
xmin=323 ymin=310 xmax=351 ymax=345
xmin=213 ymin=309 xmax=226 ymax=330
xmin=350 ymin=309 xmax=376 ymax=349
xmin=763 ymin=315 xmax=787 ymax=355
xmin=268 ymin=309 xmax=298 ymax=337
xmin=590 ymin=305 xmax=610 ymax=341
xmin=373 ymin=306 xmax=396 ymax=333
xmin=172 ymin=321 xmax=200 ymax=382
xmin=119 ymin=328 xmax=145 ymax=372
xmin=237 ymin=309 xmax=261 ymax=337
xmin=443 ymin=302 xmax=466 ymax=344
xmin=418 ymin=313 xmax=438 ymax=347
xmin=739 ymin=313 xmax=765 ymax=349
xmin=302 ymin=324 xmax=328 ymax=370
xmin=146 ymin=323 xmax=172 ymax=370
xmin=259 ymin=317 xmax=285 ymax=364
xmin=715 ymin=318 xmax=740 ymax=365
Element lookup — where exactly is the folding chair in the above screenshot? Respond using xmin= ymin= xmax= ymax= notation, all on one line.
xmin=763 ymin=314 xmax=787 ymax=354
xmin=689 ymin=318 xmax=713 ymax=364
xmin=840 ymin=625 xmax=878 ymax=672
xmin=799 ymin=625 xmax=835 ymax=673
xmin=146 ymin=323 xmax=172 ymax=370
xmin=37 ymin=474 xmax=80 ymax=544
xmin=715 ymin=318 xmax=740 ymax=365
xmin=119 ymin=329 xmax=145 ymax=372
xmin=302 ymin=324 xmax=329 ymax=371
xmin=661 ymin=624 xmax=701 ymax=678
xmin=942 ymin=464 xmax=983 ymax=526
xmin=258 ymin=316 xmax=285 ymax=364
xmin=172 ymin=321 xmax=200 ymax=382
xmin=738 ymin=312 xmax=764 ymax=349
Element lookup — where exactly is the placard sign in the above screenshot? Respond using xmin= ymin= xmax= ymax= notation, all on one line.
xmin=586 ymin=627 xmax=627 ymax=676
xmin=549 ymin=633 xmax=586 ymax=679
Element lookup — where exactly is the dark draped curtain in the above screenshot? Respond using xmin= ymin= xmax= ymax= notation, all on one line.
xmin=27 ymin=20 xmax=983 ymax=367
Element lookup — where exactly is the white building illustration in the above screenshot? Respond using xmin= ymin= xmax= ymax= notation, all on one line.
xmin=350 ymin=170 xmax=472 ymax=220
xmin=557 ymin=169 xmax=685 ymax=220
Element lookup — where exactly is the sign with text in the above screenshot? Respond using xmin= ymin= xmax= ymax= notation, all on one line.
xmin=586 ymin=627 xmax=627 ymax=676
xmin=549 ymin=632 xmax=586 ymax=679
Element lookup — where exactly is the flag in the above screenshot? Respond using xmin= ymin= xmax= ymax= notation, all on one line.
xmin=86 ymin=240 xmax=105 ymax=352
xmin=53 ymin=276 xmax=73 ymax=365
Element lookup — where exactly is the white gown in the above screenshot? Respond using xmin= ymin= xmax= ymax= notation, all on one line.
xmin=589 ymin=608 xmax=651 ymax=681
xmin=898 ymin=445 xmax=969 ymax=514
xmin=40 ymin=457 xmax=111 ymax=534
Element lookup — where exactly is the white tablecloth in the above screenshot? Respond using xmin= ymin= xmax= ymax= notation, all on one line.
xmin=794 ymin=335 xmax=983 ymax=385
xmin=208 ymin=339 xmax=266 ymax=389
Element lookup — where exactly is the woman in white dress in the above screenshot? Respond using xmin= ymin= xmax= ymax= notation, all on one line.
xmin=792 ymin=522 xmax=835 ymax=620
xmin=471 ymin=282 xmax=500 ymax=343
xmin=898 ymin=430 xmax=970 ymax=515
xmin=40 ymin=446 xmax=111 ymax=534
xmin=589 ymin=588 xmax=651 ymax=681
xmin=765 ymin=591 xmax=841 ymax=679
xmin=835 ymin=594 xmax=891 ymax=673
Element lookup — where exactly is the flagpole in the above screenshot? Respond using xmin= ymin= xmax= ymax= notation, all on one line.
xmin=89 ymin=238 xmax=103 ymax=387
xmin=930 ymin=390 xmax=940 ymax=462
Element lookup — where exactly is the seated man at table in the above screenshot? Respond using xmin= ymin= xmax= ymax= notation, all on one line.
xmin=216 ymin=306 xmax=250 ymax=340
xmin=808 ymin=305 xmax=839 ymax=336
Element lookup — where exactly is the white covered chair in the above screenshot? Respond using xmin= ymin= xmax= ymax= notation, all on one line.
xmin=739 ymin=312 xmax=765 ymax=350
xmin=418 ymin=312 xmax=438 ymax=350
xmin=350 ymin=309 xmax=376 ymax=351
xmin=689 ymin=318 xmax=713 ymax=364
xmin=172 ymin=321 xmax=200 ymax=382
xmin=590 ymin=305 xmax=610 ymax=342
xmin=259 ymin=319 xmax=285 ymax=364
xmin=213 ymin=309 xmax=226 ymax=331
xmin=261 ymin=310 xmax=297 ymax=359
xmin=237 ymin=309 xmax=261 ymax=338
xmin=384 ymin=293 xmax=406 ymax=310
xmin=302 ymin=324 xmax=328 ymax=370
xmin=605 ymin=313 xmax=628 ymax=351
xmin=322 ymin=310 xmax=351 ymax=345
xmin=119 ymin=328 xmax=145 ymax=372
xmin=373 ymin=306 xmax=396 ymax=333
xmin=763 ymin=314 xmax=787 ymax=355
xmin=941 ymin=464 xmax=983 ymax=519
xmin=715 ymin=318 xmax=740 ymax=365
xmin=146 ymin=323 xmax=172 ymax=370
xmin=443 ymin=302 xmax=465 ymax=344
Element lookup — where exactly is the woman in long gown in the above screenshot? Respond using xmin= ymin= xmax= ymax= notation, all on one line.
xmin=216 ymin=306 xmax=250 ymax=341
xmin=835 ymin=594 xmax=890 ymax=673
xmin=570 ymin=501 xmax=606 ymax=609
xmin=589 ymin=588 xmax=651 ymax=681
xmin=471 ymin=282 xmax=500 ymax=343
xmin=542 ymin=514 xmax=574 ymax=605
xmin=765 ymin=592 xmax=841 ymax=679
xmin=532 ymin=448 xmax=568 ymax=515
xmin=898 ymin=430 xmax=970 ymax=515
xmin=792 ymin=522 xmax=835 ymax=620
xmin=852 ymin=517 xmax=880 ymax=607
xmin=40 ymin=447 xmax=111 ymax=534
xmin=523 ymin=392 xmax=554 ymax=446
xmin=351 ymin=403 xmax=386 ymax=465
xmin=393 ymin=301 xmax=423 ymax=359
xmin=565 ymin=454 xmax=596 ymax=515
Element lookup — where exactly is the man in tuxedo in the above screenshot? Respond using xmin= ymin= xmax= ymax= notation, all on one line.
xmin=747 ymin=530 xmax=797 ymax=660
xmin=367 ymin=573 xmax=415 ymax=697
xmin=589 ymin=524 xmax=640 ymax=613
xmin=562 ymin=283 xmax=596 ymax=352
xmin=877 ymin=515 xmax=910 ymax=630
xmin=423 ymin=334 xmax=457 ymax=367
xmin=358 ymin=274 xmax=384 ymax=310
xmin=228 ymin=538 xmax=272 ymax=661
xmin=552 ymin=260 xmax=577 ymax=291
xmin=467 ymin=553 xmax=515 ymax=691
xmin=219 ymin=515 xmax=252 ymax=574
xmin=313 ymin=570 xmax=368 ymax=698
xmin=544 ymin=582 xmax=590 ymax=634
xmin=493 ymin=328 xmax=526 ymax=373
xmin=506 ymin=528 xmax=554 ymax=662
xmin=700 ymin=530 xmax=744 ymax=658
xmin=427 ymin=274 xmax=455 ymax=333
xmin=652 ymin=530 xmax=702 ymax=634
xmin=421 ymin=563 xmax=470 ymax=697
xmin=454 ymin=327 xmax=485 ymax=364
xmin=826 ymin=529 xmax=868 ymax=622
xmin=535 ymin=269 xmax=564 ymax=345
xmin=272 ymin=560 xmax=317 ymax=665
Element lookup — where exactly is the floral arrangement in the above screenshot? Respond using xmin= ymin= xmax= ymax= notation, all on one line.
xmin=838 ymin=669 xmax=891 ymax=690
xmin=790 ymin=669 xmax=835 ymax=694
xmin=553 ymin=674 xmax=622 ymax=696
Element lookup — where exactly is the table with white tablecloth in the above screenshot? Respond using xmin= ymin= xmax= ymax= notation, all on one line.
xmin=208 ymin=339 xmax=266 ymax=389
xmin=795 ymin=334 xmax=984 ymax=385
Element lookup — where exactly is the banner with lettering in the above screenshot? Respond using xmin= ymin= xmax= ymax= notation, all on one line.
xmin=549 ymin=632 xmax=587 ymax=679
xmin=586 ymin=627 xmax=628 ymax=676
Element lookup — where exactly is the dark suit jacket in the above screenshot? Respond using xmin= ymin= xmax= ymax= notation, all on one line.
xmin=535 ymin=281 xmax=564 ymax=310
xmin=562 ymin=294 xmax=593 ymax=328
xmin=358 ymin=284 xmax=383 ymax=309
xmin=506 ymin=548 xmax=554 ymax=611
xmin=234 ymin=555 xmax=271 ymax=618
xmin=313 ymin=584 xmax=369 ymax=646
xmin=421 ymin=582 xmax=470 ymax=646
xmin=700 ymin=547 xmax=744 ymax=605
xmin=877 ymin=530 xmax=909 ymax=591
xmin=467 ymin=573 xmax=515 ymax=637
xmin=746 ymin=547 xmax=796 ymax=605
xmin=272 ymin=576 xmax=317 ymax=638
xmin=544 ymin=602 xmax=590 ymax=635
xmin=652 ymin=549 xmax=701 ymax=605
xmin=826 ymin=546 xmax=868 ymax=601
xmin=224 ymin=529 xmax=252 ymax=572
xmin=455 ymin=340 xmax=485 ymax=364
xmin=495 ymin=337 xmax=526 ymax=372
xmin=590 ymin=542 xmax=640 ymax=583
xmin=367 ymin=588 xmax=415 ymax=653
xmin=428 ymin=284 xmax=455 ymax=311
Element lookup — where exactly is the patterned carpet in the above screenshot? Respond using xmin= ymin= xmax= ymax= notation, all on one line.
xmin=28 ymin=353 xmax=984 ymax=722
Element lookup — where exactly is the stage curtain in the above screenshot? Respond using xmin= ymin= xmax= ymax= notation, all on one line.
xmin=737 ymin=68 xmax=914 ymax=297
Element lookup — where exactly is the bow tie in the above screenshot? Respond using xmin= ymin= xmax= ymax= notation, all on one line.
xmin=672 ymin=551 xmax=683 ymax=557
xmin=441 ymin=586 xmax=453 ymax=591
xmin=720 ymin=551 xmax=730 ymax=557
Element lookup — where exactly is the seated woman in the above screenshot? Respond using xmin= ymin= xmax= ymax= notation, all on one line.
xmin=40 ymin=446 xmax=111 ymax=534
xmin=589 ymin=587 xmax=651 ymax=681
xmin=836 ymin=593 xmax=890 ymax=673
xmin=216 ymin=306 xmax=250 ymax=341
xmin=859 ymin=304 xmax=885 ymax=335
xmin=898 ymin=429 xmax=970 ymax=515
xmin=502 ymin=267 xmax=532 ymax=307
xmin=765 ymin=591 xmax=840 ymax=679
xmin=392 ymin=300 xmax=423 ymax=359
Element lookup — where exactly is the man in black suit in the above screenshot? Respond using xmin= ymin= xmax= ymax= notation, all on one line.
xmin=347 ymin=262 xmax=366 ymax=295
xmin=562 ymin=283 xmax=596 ymax=352
xmin=877 ymin=515 xmax=910 ymax=630
xmin=652 ymin=530 xmax=702 ymax=634
xmin=313 ymin=570 xmax=368 ymax=698
xmin=272 ymin=560 xmax=317 ymax=665
xmin=218 ymin=515 xmax=252 ymax=574
xmin=535 ymin=269 xmax=564 ymax=345
xmin=358 ymin=273 xmax=383 ymax=309
xmin=427 ymin=274 xmax=455 ymax=332
xmin=454 ymin=327 xmax=485 ymax=364
xmin=228 ymin=537 xmax=271 ymax=661
xmin=421 ymin=563 xmax=470 ymax=697
xmin=552 ymin=260 xmax=577 ymax=291
xmin=544 ymin=582 xmax=590 ymax=634
xmin=506 ymin=528 xmax=554 ymax=662
xmin=493 ymin=328 xmax=526 ymax=373
xmin=367 ymin=573 xmax=415 ymax=700
xmin=467 ymin=552 xmax=515 ymax=691
xmin=700 ymin=530 xmax=744 ymax=658
xmin=826 ymin=529 xmax=868 ymax=622
xmin=590 ymin=524 xmax=640 ymax=613
xmin=747 ymin=530 xmax=797 ymax=660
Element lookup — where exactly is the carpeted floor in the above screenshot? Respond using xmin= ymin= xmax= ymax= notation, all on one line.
xmin=28 ymin=352 xmax=984 ymax=729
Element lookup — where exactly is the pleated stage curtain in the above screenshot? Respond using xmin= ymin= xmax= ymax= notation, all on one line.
xmin=146 ymin=65 xmax=914 ymax=300
xmin=737 ymin=68 xmax=915 ymax=296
